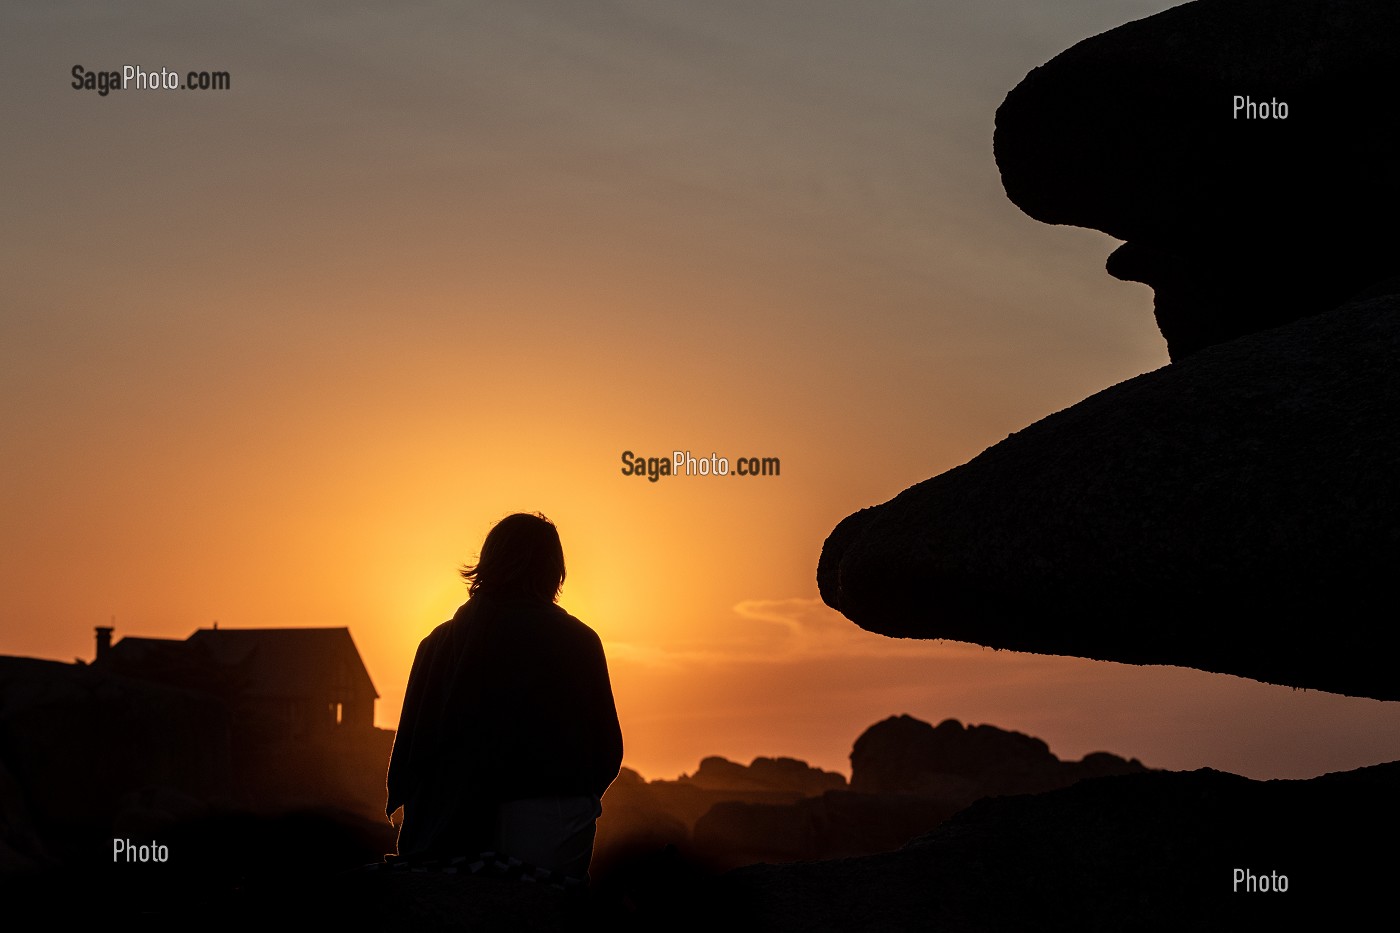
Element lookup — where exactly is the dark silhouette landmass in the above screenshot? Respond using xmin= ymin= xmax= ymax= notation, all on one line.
xmin=5 ymin=622 xmax=1388 ymax=931
xmin=0 ymin=644 xmax=1155 ymax=930
xmin=818 ymin=0 xmax=1400 ymax=701
xmin=593 ymin=755 xmax=846 ymax=874
xmin=593 ymin=715 xmax=1143 ymax=873
xmin=0 ymin=650 xmax=395 ymax=927
xmin=721 ymin=762 xmax=1400 ymax=932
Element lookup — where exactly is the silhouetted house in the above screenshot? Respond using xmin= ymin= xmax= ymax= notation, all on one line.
xmin=95 ymin=625 xmax=379 ymax=738
xmin=91 ymin=624 xmax=393 ymax=818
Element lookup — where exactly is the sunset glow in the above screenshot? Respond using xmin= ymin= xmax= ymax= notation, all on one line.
xmin=5 ymin=0 xmax=1399 ymax=790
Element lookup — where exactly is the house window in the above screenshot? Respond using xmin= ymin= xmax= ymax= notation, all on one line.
xmin=334 ymin=701 xmax=343 ymax=725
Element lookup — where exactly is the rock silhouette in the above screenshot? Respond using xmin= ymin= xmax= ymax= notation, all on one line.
xmin=680 ymin=756 xmax=847 ymax=796
xmin=820 ymin=0 xmax=1400 ymax=701
xmin=994 ymin=0 xmax=1400 ymax=360
xmin=598 ymin=715 xmax=1146 ymax=870
xmin=819 ymin=291 xmax=1400 ymax=699
xmin=594 ymin=755 xmax=851 ymax=875
xmin=850 ymin=715 xmax=1144 ymax=800
xmin=722 ymin=762 xmax=1400 ymax=932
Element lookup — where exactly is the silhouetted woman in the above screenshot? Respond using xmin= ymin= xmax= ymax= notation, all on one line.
xmin=386 ymin=513 xmax=623 ymax=878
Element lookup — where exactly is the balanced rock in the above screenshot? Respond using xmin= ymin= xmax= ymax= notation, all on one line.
xmin=823 ymin=0 xmax=1400 ymax=701
xmin=818 ymin=292 xmax=1400 ymax=700
xmin=994 ymin=0 xmax=1400 ymax=359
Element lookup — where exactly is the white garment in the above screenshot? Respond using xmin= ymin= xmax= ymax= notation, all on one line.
xmin=495 ymin=794 xmax=603 ymax=878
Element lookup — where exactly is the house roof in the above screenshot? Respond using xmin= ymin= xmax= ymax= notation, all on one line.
xmin=184 ymin=627 xmax=379 ymax=700
xmin=105 ymin=636 xmax=185 ymax=665
xmin=102 ymin=627 xmax=378 ymax=701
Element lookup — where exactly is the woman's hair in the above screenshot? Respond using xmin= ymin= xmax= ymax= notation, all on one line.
xmin=460 ymin=512 xmax=566 ymax=601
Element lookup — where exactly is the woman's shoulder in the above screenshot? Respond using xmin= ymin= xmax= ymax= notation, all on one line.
xmin=411 ymin=601 xmax=476 ymax=653
xmin=428 ymin=601 xmax=474 ymax=636
xmin=511 ymin=601 xmax=603 ymax=652
xmin=549 ymin=604 xmax=602 ymax=641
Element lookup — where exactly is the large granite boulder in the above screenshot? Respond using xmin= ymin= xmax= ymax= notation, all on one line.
xmin=994 ymin=0 xmax=1400 ymax=359
xmin=819 ymin=291 xmax=1400 ymax=700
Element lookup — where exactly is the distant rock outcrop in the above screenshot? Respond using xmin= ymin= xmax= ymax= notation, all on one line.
xmin=688 ymin=715 xmax=1146 ymax=868
xmin=593 ymin=768 xmax=692 ymax=878
xmin=994 ymin=0 xmax=1400 ymax=360
xmin=679 ymin=756 xmax=847 ymax=796
xmin=595 ymin=757 xmax=848 ymax=874
xmin=850 ymin=715 xmax=1144 ymax=801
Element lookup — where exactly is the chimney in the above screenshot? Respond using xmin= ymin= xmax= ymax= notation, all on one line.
xmin=95 ymin=625 xmax=113 ymax=663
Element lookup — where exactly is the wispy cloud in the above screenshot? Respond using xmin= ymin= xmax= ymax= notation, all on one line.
xmin=607 ymin=596 xmax=986 ymax=667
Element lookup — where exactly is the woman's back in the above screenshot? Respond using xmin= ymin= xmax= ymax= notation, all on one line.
xmin=385 ymin=514 xmax=623 ymax=873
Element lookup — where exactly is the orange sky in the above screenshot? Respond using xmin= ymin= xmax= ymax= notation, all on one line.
xmin=4 ymin=1 xmax=1398 ymax=782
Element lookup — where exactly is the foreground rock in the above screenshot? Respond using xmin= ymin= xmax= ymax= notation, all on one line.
xmin=722 ymin=762 xmax=1400 ymax=931
xmin=819 ymin=292 xmax=1400 ymax=701
xmin=994 ymin=0 xmax=1400 ymax=359
xmin=19 ymin=764 xmax=1389 ymax=931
